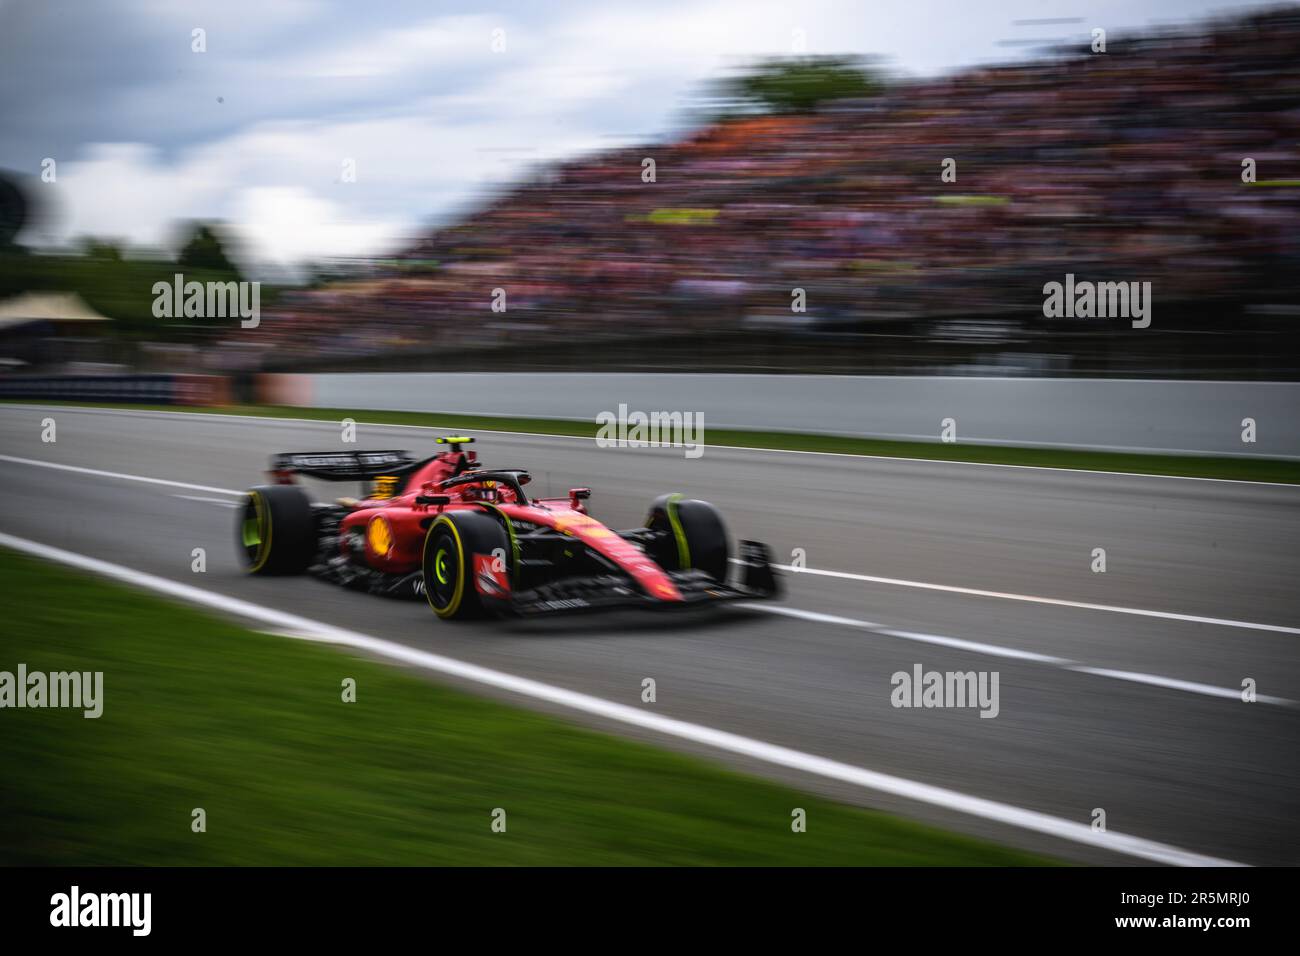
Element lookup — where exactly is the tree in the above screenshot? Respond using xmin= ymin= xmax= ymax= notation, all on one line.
xmin=176 ymin=222 xmax=239 ymax=276
xmin=707 ymin=56 xmax=883 ymax=116
xmin=0 ymin=171 xmax=30 ymax=249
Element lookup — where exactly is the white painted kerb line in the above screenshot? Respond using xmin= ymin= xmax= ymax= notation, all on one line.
xmin=0 ymin=530 xmax=1246 ymax=867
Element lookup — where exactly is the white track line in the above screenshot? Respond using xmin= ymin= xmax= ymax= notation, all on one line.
xmin=3 ymin=453 xmax=1293 ymax=703
xmin=6 ymin=402 xmax=1300 ymax=484
xmin=771 ymin=564 xmax=1300 ymax=637
xmin=0 ymin=454 xmax=241 ymax=497
xmin=1068 ymin=666 xmax=1293 ymax=706
xmin=747 ymin=604 xmax=1297 ymax=707
xmin=0 ymin=529 xmax=1245 ymax=866
xmin=753 ymin=605 xmax=1070 ymax=664
xmin=172 ymin=494 xmax=240 ymax=508
xmin=878 ymin=628 xmax=1073 ymax=665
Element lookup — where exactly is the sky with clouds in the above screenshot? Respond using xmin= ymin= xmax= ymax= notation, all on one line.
xmin=0 ymin=0 xmax=1270 ymax=272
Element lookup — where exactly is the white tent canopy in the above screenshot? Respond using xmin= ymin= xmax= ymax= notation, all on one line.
xmin=0 ymin=292 xmax=112 ymax=331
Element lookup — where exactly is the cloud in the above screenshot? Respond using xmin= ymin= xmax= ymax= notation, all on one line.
xmin=39 ymin=143 xmax=229 ymax=249
xmin=37 ymin=104 xmax=615 ymax=268
xmin=283 ymin=14 xmax=500 ymax=79
xmin=230 ymin=186 xmax=403 ymax=266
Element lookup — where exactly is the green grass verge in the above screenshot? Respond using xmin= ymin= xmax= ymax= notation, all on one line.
xmin=0 ymin=548 xmax=1053 ymax=865
xmin=9 ymin=398 xmax=1295 ymax=484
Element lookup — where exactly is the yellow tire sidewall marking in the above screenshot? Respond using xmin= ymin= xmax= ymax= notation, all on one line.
xmin=423 ymin=514 xmax=466 ymax=619
xmin=247 ymin=491 xmax=273 ymax=574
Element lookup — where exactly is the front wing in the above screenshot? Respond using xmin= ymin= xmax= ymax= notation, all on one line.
xmin=507 ymin=540 xmax=782 ymax=617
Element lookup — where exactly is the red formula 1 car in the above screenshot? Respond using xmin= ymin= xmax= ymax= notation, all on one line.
xmin=237 ymin=436 xmax=780 ymax=619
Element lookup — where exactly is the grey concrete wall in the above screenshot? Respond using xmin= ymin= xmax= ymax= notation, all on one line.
xmin=305 ymin=373 xmax=1300 ymax=458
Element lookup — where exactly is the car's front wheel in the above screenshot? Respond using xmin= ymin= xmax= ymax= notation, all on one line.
xmin=644 ymin=494 xmax=730 ymax=583
xmin=421 ymin=510 xmax=511 ymax=620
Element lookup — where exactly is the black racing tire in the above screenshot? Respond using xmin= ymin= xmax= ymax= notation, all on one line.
xmin=421 ymin=509 xmax=510 ymax=620
xmin=239 ymin=485 xmax=317 ymax=575
xmin=645 ymin=494 xmax=730 ymax=583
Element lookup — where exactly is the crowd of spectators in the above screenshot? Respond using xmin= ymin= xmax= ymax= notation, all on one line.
xmin=212 ymin=7 xmax=1300 ymax=370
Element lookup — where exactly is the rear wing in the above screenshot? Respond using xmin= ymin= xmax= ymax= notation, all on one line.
xmin=269 ymin=450 xmax=421 ymax=482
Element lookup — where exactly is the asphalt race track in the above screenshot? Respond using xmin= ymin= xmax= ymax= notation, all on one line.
xmin=2 ymin=404 xmax=1297 ymax=865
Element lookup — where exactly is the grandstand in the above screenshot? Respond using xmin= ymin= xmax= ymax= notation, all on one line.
xmin=213 ymin=7 xmax=1300 ymax=377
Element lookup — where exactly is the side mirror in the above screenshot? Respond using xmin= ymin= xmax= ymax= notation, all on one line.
xmin=416 ymin=495 xmax=451 ymax=507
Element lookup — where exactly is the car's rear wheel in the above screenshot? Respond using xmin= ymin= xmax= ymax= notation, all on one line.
xmin=422 ymin=510 xmax=510 ymax=620
xmin=645 ymin=494 xmax=730 ymax=583
xmin=239 ymin=485 xmax=317 ymax=575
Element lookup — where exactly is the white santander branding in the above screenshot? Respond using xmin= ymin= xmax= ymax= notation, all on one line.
xmin=49 ymin=886 xmax=151 ymax=936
